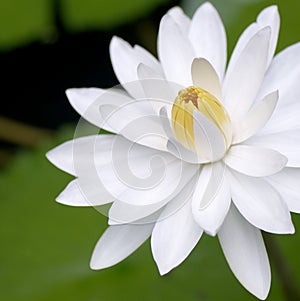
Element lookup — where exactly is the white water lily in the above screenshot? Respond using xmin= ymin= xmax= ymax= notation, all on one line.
xmin=46 ymin=3 xmax=300 ymax=300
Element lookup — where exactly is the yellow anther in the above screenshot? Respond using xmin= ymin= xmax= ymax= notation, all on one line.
xmin=171 ymin=86 xmax=232 ymax=154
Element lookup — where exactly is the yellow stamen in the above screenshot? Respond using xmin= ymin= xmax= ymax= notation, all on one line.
xmin=171 ymin=86 xmax=232 ymax=155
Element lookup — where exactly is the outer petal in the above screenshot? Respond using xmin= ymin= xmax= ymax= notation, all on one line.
xmin=226 ymin=6 xmax=279 ymax=80
xmin=158 ymin=14 xmax=195 ymax=86
xmin=224 ymin=145 xmax=287 ymax=177
xmin=99 ymin=100 xmax=168 ymax=151
xmin=232 ymin=91 xmax=278 ymax=144
xmin=256 ymin=43 xmax=300 ymax=134
xmin=46 ymin=135 xmax=116 ymax=177
xmin=90 ymin=224 xmax=153 ymax=269
xmin=188 ymin=2 xmax=227 ymax=80
xmin=137 ymin=66 xmax=181 ymax=116
xmin=108 ymin=200 xmax=167 ymax=225
xmin=66 ymin=88 xmax=132 ymax=132
xmin=267 ymin=168 xmax=300 ymax=213
xmin=246 ymin=129 xmax=300 ymax=167
xmin=223 ymin=27 xmax=271 ymax=122
xmin=228 ymin=170 xmax=294 ymax=234
xmin=151 ymin=179 xmax=203 ymax=275
xmin=56 ymin=178 xmax=113 ymax=207
xmin=110 ymin=37 xmax=162 ymax=98
xmin=192 ymin=162 xmax=231 ymax=236
xmin=167 ymin=6 xmax=191 ymax=35
xmin=218 ymin=205 xmax=271 ymax=300
xmin=94 ymin=135 xmax=199 ymax=206
xmin=191 ymin=58 xmax=222 ymax=101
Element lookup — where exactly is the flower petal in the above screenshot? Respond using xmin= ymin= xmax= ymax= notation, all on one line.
xmin=267 ymin=168 xmax=300 ymax=213
xmin=66 ymin=87 xmax=132 ymax=132
xmin=246 ymin=129 xmax=300 ymax=167
xmin=151 ymin=179 xmax=203 ymax=275
xmin=228 ymin=170 xmax=294 ymax=234
xmin=223 ymin=27 xmax=271 ymax=121
xmin=188 ymin=2 xmax=226 ymax=80
xmin=256 ymin=43 xmax=300 ymax=134
xmin=90 ymin=224 xmax=153 ymax=269
xmin=226 ymin=6 xmax=279 ymax=81
xmin=192 ymin=162 xmax=231 ymax=236
xmin=193 ymin=110 xmax=227 ymax=161
xmin=158 ymin=14 xmax=195 ymax=86
xmin=99 ymin=101 xmax=168 ymax=151
xmin=224 ymin=145 xmax=287 ymax=177
xmin=232 ymin=91 xmax=278 ymax=144
xmin=46 ymin=135 xmax=114 ymax=177
xmin=137 ymin=65 xmax=181 ymax=116
xmin=191 ymin=58 xmax=222 ymax=101
xmin=218 ymin=205 xmax=271 ymax=300
xmin=56 ymin=178 xmax=113 ymax=207
xmin=110 ymin=36 xmax=162 ymax=98
xmin=94 ymin=135 xmax=199 ymax=206
xmin=167 ymin=6 xmax=191 ymax=35
xmin=257 ymin=6 xmax=280 ymax=66
xmin=108 ymin=200 xmax=167 ymax=225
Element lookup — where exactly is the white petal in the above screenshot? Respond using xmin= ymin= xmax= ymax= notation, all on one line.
xmin=137 ymin=65 xmax=181 ymax=116
xmin=224 ymin=145 xmax=287 ymax=177
xmin=95 ymin=135 xmax=199 ymax=206
xmin=256 ymin=43 xmax=300 ymax=134
xmin=46 ymin=135 xmax=114 ymax=177
xmin=226 ymin=6 xmax=279 ymax=80
xmin=188 ymin=2 xmax=227 ymax=80
xmin=257 ymin=5 xmax=280 ymax=66
xmin=108 ymin=200 xmax=167 ymax=225
xmin=167 ymin=6 xmax=191 ymax=35
xmin=99 ymin=101 xmax=168 ymax=151
xmin=56 ymin=178 xmax=113 ymax=207
xmin=192 ymin=162 xmax=231 ymax=236
xmin=193 ymin=110 xmax=226 ymax=161
xmin=66 ymin=87 xmax=132 ymax=132
xmin=166 ymin=138 xmax=208 ymax=164
xmin=90 ymin=224 xmax=153 ymax=269
xmin=158 ymin=14 xmax=195 ymax=86
xmin=109 ymin=37 xmax=162 ymax=98
xmin=232 ymin=91 xmax=278 ymax=144
xmin=151 ymin=179 xmax=203 ymax=275
xmin=223 ymin=27 xmax=271 ymax=121
xmin=191 ymin=58 xmax=222 ymax=100
xmin=218 ymin=205 xmax=271 ymax=300
xmin=267 ymin=168 xmax=300 ymax=213
xmin=228 ymin=170 xmax=294 ymax=234
xmin=246 ymin=129 xmax=300 ymax=167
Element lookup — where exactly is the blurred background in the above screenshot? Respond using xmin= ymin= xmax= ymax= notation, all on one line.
xmin=1 ymin=0 xmax=300 ymax=300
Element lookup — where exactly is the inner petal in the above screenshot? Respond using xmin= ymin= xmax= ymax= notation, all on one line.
xmin=171 ymin=86 xmax=232 ymax=159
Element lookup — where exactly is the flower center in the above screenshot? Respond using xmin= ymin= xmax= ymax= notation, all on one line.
xmin=171 ymin=86 xmax=232 ymax=156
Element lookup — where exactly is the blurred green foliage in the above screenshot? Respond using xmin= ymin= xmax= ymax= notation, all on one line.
xmin=2 ymin=0 xmax=300 ymax=51
xmin=0 ymin=126 xmax=300 ymax=300
xmin=60 ymin=0 xmax=170 ymax=30
xmin=0 ymin=0 xmax=52 ymax=50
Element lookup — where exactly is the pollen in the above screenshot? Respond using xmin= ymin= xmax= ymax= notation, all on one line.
xmin=171 ymin=86 xmax=232 ymax=155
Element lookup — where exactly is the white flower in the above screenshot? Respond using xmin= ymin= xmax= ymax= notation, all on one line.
xmin=46 ymin=3 xmax=300 ymax=300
